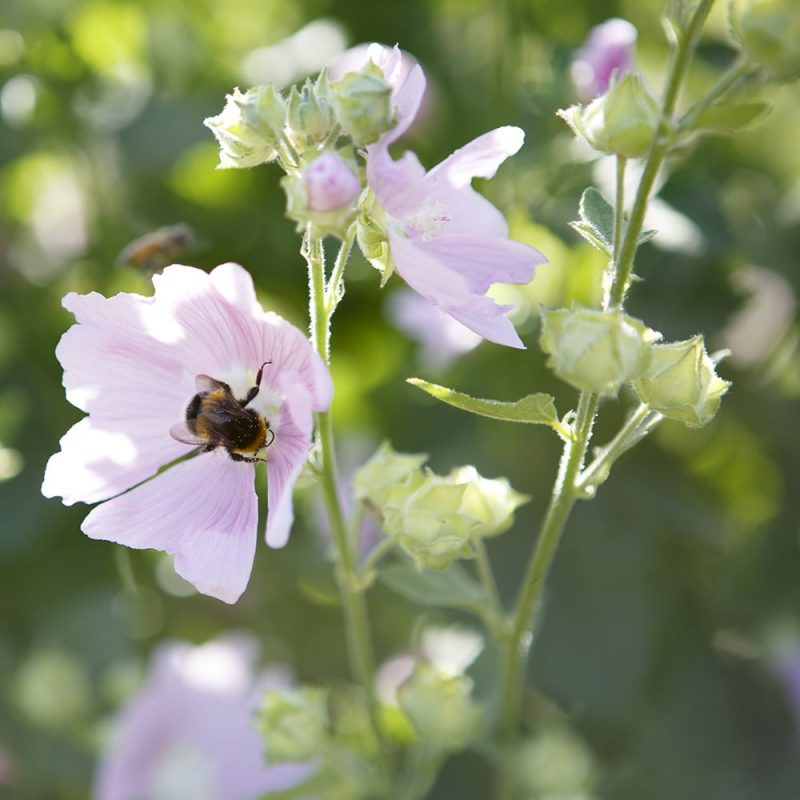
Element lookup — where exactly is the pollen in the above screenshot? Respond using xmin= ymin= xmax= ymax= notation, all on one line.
xmin=406 ymin=199 xmax=451 ymax=242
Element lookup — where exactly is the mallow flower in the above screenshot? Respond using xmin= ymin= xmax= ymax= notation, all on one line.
xmin=42 ymin=263 xmax=332 ymax=603
xmin=357 ymin=45 xmax=546 ymax=348
xmin=94 ymin=635 xmax=313 ymax=800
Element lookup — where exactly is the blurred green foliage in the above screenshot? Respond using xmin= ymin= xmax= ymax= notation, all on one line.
xmin=1 ymin=0 xmax=799 ymax=798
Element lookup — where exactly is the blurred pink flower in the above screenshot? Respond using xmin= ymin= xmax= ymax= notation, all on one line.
xmin=571 ymin=18 xmax=637 ymax=101
xmin=366 ymin=125 xmax=546 ymax=348
xmin=94 ymin=636 xmax=313 ymax=800
xmin=42 ymin=263 xmax=332 ymax=603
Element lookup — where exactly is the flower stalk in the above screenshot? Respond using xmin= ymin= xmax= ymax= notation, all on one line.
xmin=304 ymin=228 xmax=389 ymax=764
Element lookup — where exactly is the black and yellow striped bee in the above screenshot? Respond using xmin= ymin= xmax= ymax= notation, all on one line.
xmin=117 ymin=224 xmax=196 ymax=272
xmin=169 ymin=362 xmax=274 ymax=463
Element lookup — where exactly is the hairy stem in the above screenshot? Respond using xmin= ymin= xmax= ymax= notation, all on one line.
xmin=305 ymin=231 xmax=388 ymax=761
xmin=608 ymin=0 xmax=716 ymax=308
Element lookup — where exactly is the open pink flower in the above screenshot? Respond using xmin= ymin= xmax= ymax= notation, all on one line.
xmin=94 ymin=636 xmax=314 ymax=800
xmin=365 ymin=126 xmax=547 ymax=348
xmin=42 ymin=263 xmax=332 ymax=603
xmin=347 ymin=44 xmax=544 ymax=348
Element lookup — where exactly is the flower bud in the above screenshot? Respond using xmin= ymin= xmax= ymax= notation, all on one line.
xmin=204 ymin=85 xmax=286 ymax=169
xmin=383 ymin=473 xmax=476 ymax=569
xmin=729 ymin=0 xmax=800 ymax=82
xmin=257 ymin=686 xmax=328 ymax=763
xmin=513 ymin=728 xmax=595 ymax=796
xmin=558 ymin=72 xmax=660 ymax=159
xmin=329 ymin=62 xmax=394 ymax=145
xmin=448 ymin=466 xmax=529 ymax=538
xmin=632 ymin=336 xmax=730 ymax=427
xmin=282 ymin=151 xmax=363 ymax=237
xmin=353 ymin=441 xmax=428 ymax=509
xmin=398 ymin=664 xmax=482 ymax=750
xmin=571 ymin=17 xmax=638 ymax=101
xmin=286 ymin=73 xmax=336 ymax=151
xmin=540 ymin=308 xmax=660 ymax=396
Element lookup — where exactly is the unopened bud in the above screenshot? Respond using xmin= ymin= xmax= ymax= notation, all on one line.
xmin=257 ymin=686 xmax=328 ymax=763
xmin=540 ymin=307 xmax=660 ymax=396
xmin=729 ymin=0 xmax=800 ymax=82
xmin=558 ymin=72 xmax=660 ymax=159
xmin=286 ymin=73 xmax=336 ymax=151
xmin=398 ymin=664 xmax=482 ymax=750
xmin=632 ymin=336 xmax=730 ymax=427
xmin=449 ymin=466 xmax=529 ymax=538
xmin=204 ymin=85 xmax=286 ymax=169
xmin=353 ymin=441 xmax=428 ymax=509
xmin=330 ymin=62 xmax=394 ymax=145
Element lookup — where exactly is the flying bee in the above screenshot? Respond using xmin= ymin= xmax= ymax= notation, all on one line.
xmin=116 ymin=223 xmax=196 ymax=272
xmin=169 ymin=362 xmax=274 ymax=463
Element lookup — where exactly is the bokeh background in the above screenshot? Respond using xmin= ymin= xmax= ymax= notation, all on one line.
xmin=1 ymin=0 xmax=800 ymax=797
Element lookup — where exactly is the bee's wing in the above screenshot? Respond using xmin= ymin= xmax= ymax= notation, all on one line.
xmin=169 ymin=421 xmax=209 ymax=446
xmin=195 ymin=374 xmax=228 ymax=394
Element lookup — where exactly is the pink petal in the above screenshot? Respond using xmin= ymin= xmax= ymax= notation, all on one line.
xmin=387 ymin=230 xmax=473 ymax=307
xmin=420 ymin=235 xmax=546 ymax=294
xmin=367 ymin=148 xmax=428 ymax=219
xmin=265 ymin=385 xmax=313 ymax=548
xmin=82 ymin=454 xmax=258 ymax=603
xmin=448 ymin=297 xmax=526 ymax=349
xmin=384 ymin=63 xmax=426 ymax=145
xmin=42 ymin=417 xmax=185 ymax=506
xmin=428 ymin=126 xmax=525 ymax=188
xmin=209 ymin=261 xmax=265 ymax=319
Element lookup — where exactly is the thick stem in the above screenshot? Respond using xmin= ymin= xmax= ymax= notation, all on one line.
xmin=305 ymin=232 xmax=387 ymax=759
xmin=498 ymin=391 xmax=598 ymax=737
xmin=608 ymin=0 xmax=716 ymax=308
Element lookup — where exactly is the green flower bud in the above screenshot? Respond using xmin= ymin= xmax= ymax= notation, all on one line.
xmin=448 ymin=466 xmax=530 ymax=538
xmin=286 ymin=72 xmax=337 ymax=151
xmin=514 ymin=728 xmax=596 ymax=796
xmin=204 ymin=85 xmax=286 ymax=169
xmin=383 ymin=472 xmax=477 ymax=569
xmin=558 ymin=72 xmax=661 ymax=158
xmin=540 ymin=307 xmax=660 ymax=396
xmin=330 ymin=62 xmax=394 ymax=146
xmin=356 ymin=192 xmax=394 ymax=285
xmin=353 ymin=441 xmax=428 ymax=509
xmin=398 ymin=664 xmax=482 ymax=750
xmin=632 ymin=335 xmax=731 ymax=427
xmin=729 ymin=0 xmax=800 ymax=82
xmin=257 ymin=686 xmax=328 ymax=763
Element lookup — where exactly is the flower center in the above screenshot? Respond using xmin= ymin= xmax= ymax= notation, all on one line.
xmin=405 ymin=199 xmax=451 ymax=242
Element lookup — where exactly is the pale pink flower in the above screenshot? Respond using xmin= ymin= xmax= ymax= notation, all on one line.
xmin=366 ymin=126 xmax=546 ymax=348
xmin=571 ymin=18 xmax=637 ymax=101
xmin=42 ymin=263 xmax=332 ymax=603
xmin=94 ymin=636 xmax=314 ymax=800
xmin=349 ymin=44 xmax=544 ymax=348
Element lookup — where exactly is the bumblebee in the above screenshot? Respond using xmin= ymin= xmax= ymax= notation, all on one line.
xmin=117 ymin=223 xmax=196 ymax=272
xmin=169 ymin=362 xmax=274 ymax=463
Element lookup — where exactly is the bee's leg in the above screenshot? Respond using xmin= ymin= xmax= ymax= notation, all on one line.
xmin=229 ymin=452 xmax=267 ymax=464
xmin=202 ymin=444 xmax=217 ymax=453
xmin=240 ymin=361 xmax=272 ymax=407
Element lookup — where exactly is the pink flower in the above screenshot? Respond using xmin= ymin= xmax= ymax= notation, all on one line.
xmin=366 ymin=126 xmax=546 ymax=348
xmin=346 ymin=44 xmax=544 ymax=348
xmin=94 ymin=636 xmax=314 ymax=800
xmin=305 ymin=152 xmax=361 ymax=212
xmin=42 ymin=263 xmax=332 ymax=603
xmin=571 ymin=18 xmax=637 ymax=101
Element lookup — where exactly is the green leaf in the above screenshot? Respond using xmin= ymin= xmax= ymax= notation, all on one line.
xmin=573 ymin=187 xmax=614 ymax=255
xmin=408 ymin=378 xmax=562 ymax=431
xmin=694 ymin=101 xmax=771 ymax=134
xmin=639 ymin=228 xmax=657 ymax=246
xmin=380 ymin=563 xmax=486 ymax=615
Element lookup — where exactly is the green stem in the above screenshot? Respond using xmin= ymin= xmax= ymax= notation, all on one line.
xmin=575 ymin=403 xmax=661 ymax=496
xmin=498 ymin=391 xmax=598 ymax=737
xmin=608 ymin=0 xmax=716 ymax=308
xmin=605 ymin=155 xmax=628 ymax=309
xmin=474 ymin=536 xmax=505 ymax=629
xmin=305 ymin=232 xmax=388 ymax=761
xmin=324 ymin=222 xmax=357 ymax=315
xmin=677 ymin=55 xmax=754 ymax=134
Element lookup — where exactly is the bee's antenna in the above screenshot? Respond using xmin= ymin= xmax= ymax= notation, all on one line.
xmin=265 ymin=428 xmax=275 ymax=448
